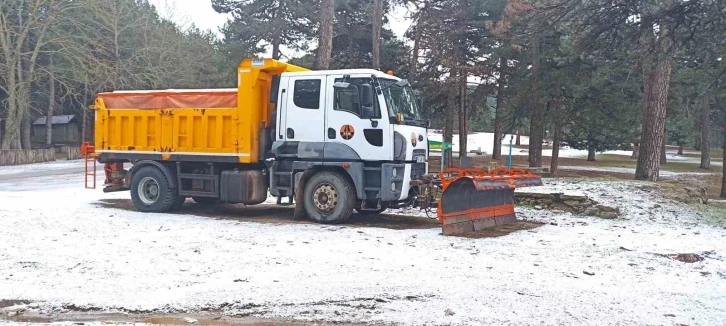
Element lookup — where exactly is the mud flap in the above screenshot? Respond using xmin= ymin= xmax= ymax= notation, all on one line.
xmin=438 ymin=168 xmax=543 ymax=236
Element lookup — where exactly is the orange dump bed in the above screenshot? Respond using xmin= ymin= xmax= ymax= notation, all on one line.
xmin=92 ymin=58 xmax=309 ymax=164
xmin=98 ymin=89 xmax=238 ymax=109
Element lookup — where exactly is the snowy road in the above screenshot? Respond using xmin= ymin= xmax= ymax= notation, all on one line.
xmin=1 ymin=163 xmax=726 ymax=325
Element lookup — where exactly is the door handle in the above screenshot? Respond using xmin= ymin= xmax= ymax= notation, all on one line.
xmin=328 ymin=128 xmax=336 ymax=139
xmin=287 ymin=128 xmax=294 ymax=139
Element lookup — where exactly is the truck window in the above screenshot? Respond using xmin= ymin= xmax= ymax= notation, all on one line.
xmin=293 ymin=79 xmax=321 ymax=109
xmin=334 ymin=78 xmax=380 ymax=118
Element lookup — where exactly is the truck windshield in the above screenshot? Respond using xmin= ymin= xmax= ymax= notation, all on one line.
xmin=379 ymin=79 xmax=423 ymax=123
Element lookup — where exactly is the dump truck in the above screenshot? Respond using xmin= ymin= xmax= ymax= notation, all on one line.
xmin=83 ymin=58 xmax=542 ymax=235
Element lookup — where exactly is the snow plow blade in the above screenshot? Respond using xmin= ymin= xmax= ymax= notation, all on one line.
xmin=437 ymin=168 xmax=543 ymax=236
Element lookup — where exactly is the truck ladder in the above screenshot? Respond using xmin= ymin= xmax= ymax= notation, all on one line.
xmin=81 ymin=142 xmax=96 ymax=189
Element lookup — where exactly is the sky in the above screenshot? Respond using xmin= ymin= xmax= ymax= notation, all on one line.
xmin=149 ymin=0 xmax=413 ymax=57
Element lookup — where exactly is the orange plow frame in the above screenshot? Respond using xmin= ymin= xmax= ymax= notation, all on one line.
xmin=436 ymin=167 xmax=543 ymax=236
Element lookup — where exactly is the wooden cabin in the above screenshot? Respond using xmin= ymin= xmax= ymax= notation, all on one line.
xmin=32 ymin=115 xmax=81 ymax=146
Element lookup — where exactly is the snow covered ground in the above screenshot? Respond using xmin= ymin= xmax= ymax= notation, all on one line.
xmin=1 ymin=162 xmax=726 ymax=325
xmin=0 ymin=160 xmax=88 ymax=177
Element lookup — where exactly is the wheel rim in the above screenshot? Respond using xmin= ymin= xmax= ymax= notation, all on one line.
xmin=138 ymin=177 xmax=160 ymax=205
xmin=312 ymin=183 xmax=338 ymax=213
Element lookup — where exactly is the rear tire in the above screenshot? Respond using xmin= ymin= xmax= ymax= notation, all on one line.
xmin=303 ymin=171 xmax=356 ymax=224
xmin=130 ymin=166 xmax=177 ymax=213
xmin=192 ymin=197 xmax=219 ymax=205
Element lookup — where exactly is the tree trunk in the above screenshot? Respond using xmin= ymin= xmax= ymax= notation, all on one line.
xmin=631 ymin=142 xmax=639 ymax=159
xmin=493 ymin=56 xmax=506 ymax=160
xmin=1 ymin=92 xmax=20 ymax=150
xmin=528 ymin=38 xmax=544 ymax=168
xmin=635 ymin=25 xmax=673 ymax=182
xmin=82 ymin=105 xmax=87 ymax=143
xmin=46 ymin=58 xmax=55 ymax=146
xmin=270 ymin=0 xmax=284 ymax=60
xmin=587 ymin=144 xmax=596 ymax=162
xmin=371 ymin=0 xmax=384 ymax=69
xmin=409 ymin=15 xmax=423 ymax=83
xmin=721 ymin=114 xmax=726 ymax=198
xmin=515 ymin=129 xmax=521 ymax=146
xmin=458 ymin=73 xmax=467 ymax=157
xmin=694 ymin=136 xmax=702 ymax=151
xmin=455 ymin=0 xmax=468 ymax=157
xmin=700 ymin=92 xmax=711 ymax=169
xmin=660 ymin=130 xmax=667 ymax=165
xmin=345 ymin=14 xmax=354 ymax=67
xmin=314 ymin=0 xmax=335 ymax=70
xmin=81 ymin=78 xmax=89 ymax=142
xmin=271 ymin=37 xmax=281 ymax=60
xmin=1 ymin=124 xmax=20 ymax=150
xmin=550 ymin=115 xmax=561 ymax=176
xmin=677 ymin=145 xmax=683 ymax=155
xmin=529 ymin=101 xmax=546 ymax=168
xmin=444 ymin=70 xmax=456 ymax=167
xmin=21 ymin=113 xmax=31 ymax=150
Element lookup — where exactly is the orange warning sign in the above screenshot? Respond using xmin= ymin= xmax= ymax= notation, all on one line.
xmin=340 ymin=125 xmax=355 ymax=140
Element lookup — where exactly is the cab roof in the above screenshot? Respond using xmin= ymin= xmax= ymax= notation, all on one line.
xmin=282 ymin=69 xmax=402 ymax=80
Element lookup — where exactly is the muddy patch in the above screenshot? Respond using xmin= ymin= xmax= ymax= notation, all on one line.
xmin=0 ymin=300 xmax=30 ymax=309
xmin=5 ymin=310 xmax=362 ymax=326
xmin=95 ymin=199 xmax=538 ymax=237
xmin=455 ymin=221 xmax=544 ymax=239
xmin=96 ymin=199 xmax=439 ymax=230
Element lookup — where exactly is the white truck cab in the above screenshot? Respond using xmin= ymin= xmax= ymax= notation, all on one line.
xmin=268 ymin=69 xmax=429 ymax=222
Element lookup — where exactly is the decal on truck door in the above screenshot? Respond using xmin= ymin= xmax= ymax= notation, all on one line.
xmin=340 ymin=125 xmax=355 ymax=140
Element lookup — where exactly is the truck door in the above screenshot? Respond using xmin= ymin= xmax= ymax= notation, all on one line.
xmin=325 ymin=75 xmax=391 ymax=161
xmin=283 ymin=77 xmax=326 ymax=142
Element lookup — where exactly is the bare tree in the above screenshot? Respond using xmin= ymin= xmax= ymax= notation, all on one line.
xmin=0 ymin=0 xmax=88 ymax=149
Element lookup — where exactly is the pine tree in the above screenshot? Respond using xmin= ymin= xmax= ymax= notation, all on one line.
xmin=212 ymin=0 xmax=316 ymax=59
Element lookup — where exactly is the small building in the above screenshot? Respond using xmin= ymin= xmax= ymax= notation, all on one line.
xmin=32 ymin=115 xmax=81 ymax=146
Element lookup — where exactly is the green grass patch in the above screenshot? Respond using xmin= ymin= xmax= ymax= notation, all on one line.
xmin=702 ymin=205 xmax=726 ymax=228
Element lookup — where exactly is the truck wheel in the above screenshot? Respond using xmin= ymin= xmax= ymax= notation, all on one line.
xmin=303 ymin=171 xmax=356 ymax=223
xmin=130 ymin=166 xmax=178 ymax=213
xmin=355 ymin=202 xmax=389 ymax=215
xmin=192 ymin=197 xmax=219 ymax=205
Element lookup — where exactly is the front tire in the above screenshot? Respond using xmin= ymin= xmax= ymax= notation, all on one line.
xmin=303 ymin=171 xmax=356 ymax=223
xmin=130 ymin=166 xmax=178 ymax=213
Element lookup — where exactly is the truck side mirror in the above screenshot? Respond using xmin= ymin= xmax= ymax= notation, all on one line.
xmin=360 ymin=84 xmax=375 ymax=119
